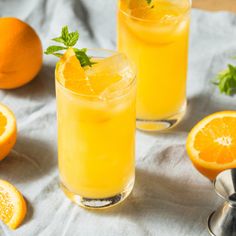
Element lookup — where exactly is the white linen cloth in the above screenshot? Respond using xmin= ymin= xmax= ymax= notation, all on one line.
xmin=0 ymin=0 xmax=236 ymax=235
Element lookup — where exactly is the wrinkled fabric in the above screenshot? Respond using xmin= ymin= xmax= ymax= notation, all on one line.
xmin=0 ymin=0 xmax=236 ymax=235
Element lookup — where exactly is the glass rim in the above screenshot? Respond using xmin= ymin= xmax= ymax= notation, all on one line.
xmin=56 ymin=48 xmax=137 ymax=101
xmin=118 ymin=0 xmax=192 ymax=23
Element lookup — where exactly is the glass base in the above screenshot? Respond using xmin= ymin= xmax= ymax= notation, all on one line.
xmin=60 ymin=180 xmax=134 ymax=209
xmin=136 ymin=105 xmax=186 ymax=132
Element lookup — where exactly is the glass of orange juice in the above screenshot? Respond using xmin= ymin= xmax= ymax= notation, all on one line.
xmin=118 ymin=0 xmax=191 ymax=131
xmin=55 ymin=48 xmax=136 ymax=209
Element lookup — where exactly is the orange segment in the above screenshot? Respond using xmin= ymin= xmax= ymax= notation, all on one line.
xmin=56 ymin=48 xmax=86 ymax=83
xmin=128 ymin=0 xmax=149 ymax=10
xmin=60 ymin=49 xmax=86 ymax=82
xmin=0 ymin=180 xmax=26 ymax=229
xmin=186 ymin=111 xmax=236 ymax=180
xmin=0 ymin=103 xmax=17 ymax=161
xmin=119 ymin=0 xmax=148 ymax=11
xmin=55 ymin=48 xmax=96 ymax=96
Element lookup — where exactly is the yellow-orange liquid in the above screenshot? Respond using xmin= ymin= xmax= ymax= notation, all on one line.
xmin=56 ymin=53 xmax=136 ymax=199
xmin=118 ymin=0 xmax=190 ymax=121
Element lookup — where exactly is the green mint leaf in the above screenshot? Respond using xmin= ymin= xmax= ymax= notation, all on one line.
xmin=61 ymin=26 xmax=69 ymax=41
xmin=45 ymin=26 xmax=94 ymax=67
xmin=74 ymin=48 xmax=93 ymax=67
xmin=66 ymin=31 xmax=79 ymax=47
xmin=52 ymin=37 xmax=65 ymax=44
xmin=52 ymin=27 xmax=79 ymax=46
xmin=213 ymin=64 xmax=236 ymax=96
xmin=229 ymin=64 xmax=236 ymax=76
xmin=52 ymin=53 xmax=64 ymax=58
xmin=146 ymin=0 xmax=152 ymax=4
xmin=44 ymin=46 xmax=67 ymax=55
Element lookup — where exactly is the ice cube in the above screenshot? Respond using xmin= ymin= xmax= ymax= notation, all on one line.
xmin=86 ymin=53 xmax=132 ymax=79
xmin=99 ymin=79 xmax=132 ymax=100
xmin=85 ymin=53 xmax=135 ymax=96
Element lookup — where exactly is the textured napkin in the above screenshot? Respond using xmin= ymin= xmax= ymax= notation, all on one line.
xmin=0 ymin=0 xmax=236 ymax=235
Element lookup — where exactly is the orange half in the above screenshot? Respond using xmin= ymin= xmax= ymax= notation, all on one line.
xmin=0 ymin=103 xmax=17 ymax=161
xmin=186 ymin=111 xmax=236 ymax=180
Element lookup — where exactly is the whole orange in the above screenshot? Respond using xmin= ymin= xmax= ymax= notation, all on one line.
xmin=0 ymin=17 xmax=42 ymax=89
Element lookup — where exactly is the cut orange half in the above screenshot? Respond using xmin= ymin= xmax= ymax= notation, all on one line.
xmin=0 ymin=103 xmax=17 ymax=161
xmin=0 ymin=180 xmax=27 ymax=229
xmin=186 ymin=111 xmax=236 ymax=180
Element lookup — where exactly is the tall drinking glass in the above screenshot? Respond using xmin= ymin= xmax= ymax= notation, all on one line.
xmin=56 ymin=49 xmax=136 ymax=209
xmin=118 ymin=0 xmax=191 ymax=131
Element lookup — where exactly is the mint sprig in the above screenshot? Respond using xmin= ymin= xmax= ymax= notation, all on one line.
xmin=213 ymin=64 xmax=236 ymax=96
xmin=44 ymin=26 xmax=93 ymax=67
xmin=146 ymin=0 xmax=152 ymax=4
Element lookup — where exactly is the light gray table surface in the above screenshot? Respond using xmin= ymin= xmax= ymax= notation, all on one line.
xmin=0 ymin=0 xmax=236 ymax=235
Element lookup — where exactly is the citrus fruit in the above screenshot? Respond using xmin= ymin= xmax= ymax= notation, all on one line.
xmin=55 ymin=48 xmax=91 ymax=94
xmin=56 ymin=48 xmax=86 ymax=82
xmin=0 ymin=17 xmax=42 ymax=89
xmin=0 ymin=103 xmax=17 ymax=161
xmin=0 ymin=180 xmax=26 ymax=229
xmin=56 ymin=48 xmax=130 ymax=96
xmin=186 ymin=111 xmax=236 ymax=180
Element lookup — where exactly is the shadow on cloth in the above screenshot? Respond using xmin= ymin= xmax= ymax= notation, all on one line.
xmin=90 ymin=168 xmax=216 ymax=233
xmin=3 ymin=64 xmax=56 ymax=100
xmin=173 ymin=92 xmax=235 ymax=133
xmin=0 ymin=64 xmax=57 ymax=182
xmin=0 ymin=134 xmax=56 ymax=184
xmin=22 ymin=197 xmax=34 ymax=226
xmin=136 ymin=94 xmax=213 ymax=136
xmin=173 ymin=94 xmax=213 ymax=133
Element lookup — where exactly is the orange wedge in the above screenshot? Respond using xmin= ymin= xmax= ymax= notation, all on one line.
xmin=55 ymin=48 xmax=94 ymax=95
xmin=186 ymin=111 xmax=236 ymax=180
xmin=0 ymin=103 xmax=17 ymax=161
xmin=55 ymin=48 xmax=97 ymax=95
xmin=0 ymin=180 xmax=27 ymax=229
xmin=56 ymin=48 xmax=86 ymax=83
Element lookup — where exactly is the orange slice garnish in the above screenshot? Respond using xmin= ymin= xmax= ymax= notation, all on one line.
xmin=55 ymin=48 xmax=129 ymax=97
xmin=55 ymin=48 xmax=97 ymax=95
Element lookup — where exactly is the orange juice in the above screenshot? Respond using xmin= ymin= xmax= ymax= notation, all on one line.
xmin=118 ymin=0 xmax=191 ymax=131
xmin=56 ymin=49 xmax=136 ymax=208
